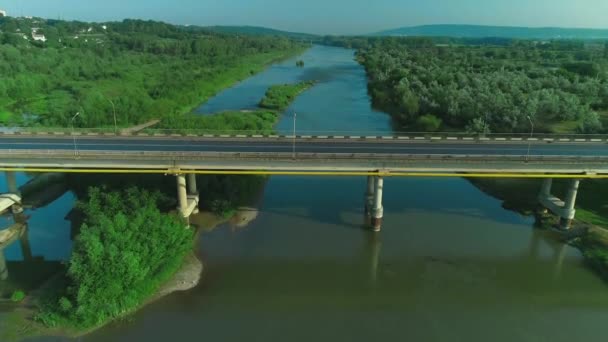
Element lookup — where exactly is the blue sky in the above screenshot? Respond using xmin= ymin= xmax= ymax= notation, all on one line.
xmin=2 ymin=0 xmax=607 ymax=35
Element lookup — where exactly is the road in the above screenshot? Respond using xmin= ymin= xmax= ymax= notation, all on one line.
xmin=0 ymin=135 xmax=606 ymax=157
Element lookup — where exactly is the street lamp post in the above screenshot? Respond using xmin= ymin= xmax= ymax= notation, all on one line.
xmin=526 ymin=115 xmax=534 ymax=162
xmin=484 ymin=112 xmax=489 ymax=135
xmin=292 ymin=112 xmax=297 ymax=159
xmin=99 ymin=93 xmax=118 ymax=134
xmin=108 ymin=98 xmax=117 ymax=134
xmin=71 ymin=112 xmax=81 ymax=157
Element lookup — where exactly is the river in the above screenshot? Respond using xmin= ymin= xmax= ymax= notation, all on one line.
xmin=3 ymin=45 xmax=608 ymax=341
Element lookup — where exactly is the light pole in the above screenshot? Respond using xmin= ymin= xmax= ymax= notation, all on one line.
xmin=99 ymin=93 xmax=117 ymax=134
xmin=71 ymin=112 xmax=81 ymax=157
xmin=526 ymin=115 xmax=534 ymax=162
xmin=292 ymin=112 xmax=297 ymax=159
xmin=483 ymin=112 xmax=489 ymax=135
xmin=108 ymin=98 xmax=117 ymax=134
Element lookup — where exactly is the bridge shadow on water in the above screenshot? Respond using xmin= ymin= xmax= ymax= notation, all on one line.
xmin=256 ymin=176 xmax=533 ymax=230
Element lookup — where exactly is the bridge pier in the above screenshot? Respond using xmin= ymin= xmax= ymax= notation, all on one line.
xmin=5 ymin=171 xmax=23 ymax=214
xmin=15 ymin=213 xmax=33 ymax=262
xmin=560 ymin=179 xmax=580 ymax=230
xmin=538 ymin=178 xmax=580 ymax=230
xmin=176 ymin=173 xmax=200 ymax=218
xmin=364 ymin=176 xmax=375 ymax=227
xmin=371 ymin=177 xmax=384 ymax=232
xmin=187 ymin=174 xmax=200 ymax=215
xmin=0 ymin=250 xmax=7 ymax=281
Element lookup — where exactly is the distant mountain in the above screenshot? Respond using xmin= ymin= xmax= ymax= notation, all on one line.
xmin=373 ymin=24 xmax=608 ymax=40
xmin=201 ymin=25 xmax=317 ymax=40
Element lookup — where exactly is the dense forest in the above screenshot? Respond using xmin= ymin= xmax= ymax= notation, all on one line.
xmin=0 ymin=17 xmax=306 ymax=128
xmin=352 ymin=38 xmax=608 ymax=133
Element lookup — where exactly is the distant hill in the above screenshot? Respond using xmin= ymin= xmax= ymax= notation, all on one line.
xmin=201 ymin=25 xmax=317 ymax=40
xmin=373 ymin=24 xmax=608 ymax=40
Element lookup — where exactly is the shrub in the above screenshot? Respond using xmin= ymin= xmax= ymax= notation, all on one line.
xmin=415 ymin=114 xmax=442 ymax=132
xmin=39 ymin=187 xmax=194 ymax=328
xmin=10 ymin=290 xmax=26 ymax=303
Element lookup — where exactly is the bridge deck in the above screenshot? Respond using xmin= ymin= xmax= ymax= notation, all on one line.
xmin=0 ymin=134 xmax=606 ymax=175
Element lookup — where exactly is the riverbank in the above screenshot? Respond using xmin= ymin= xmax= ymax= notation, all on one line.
xmin=0 ymin=251 xmax=203 ymax=341
xmin=178 ymin=46 xmax=311 ymax=118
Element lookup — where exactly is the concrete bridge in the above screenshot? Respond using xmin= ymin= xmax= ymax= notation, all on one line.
xmin=0 ymin=132 xmax=607 ymax=230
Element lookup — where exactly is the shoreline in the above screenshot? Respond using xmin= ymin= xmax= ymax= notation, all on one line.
xmin=0 ymin=206 xmax=260 ymax=341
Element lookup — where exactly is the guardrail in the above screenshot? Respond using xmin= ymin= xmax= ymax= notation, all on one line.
xmin=1 ymin=130 xmax=608 ymax=144
xmin=1 ymin=127 xmax=608 ymax=141
xmin=0 ymin=149 xmax=606 ymax=164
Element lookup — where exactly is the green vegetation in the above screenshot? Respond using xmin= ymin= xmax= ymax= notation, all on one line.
xmin=348 ymin=38 xmax=608 ymax=133
xmin=201 ymin=25 xmax=317 ymax=40
xmin=415 ymin=114 xmax=442 ymax=131
xmin=0 ymin=17 xmax=306 ymax=128
xmin=155 ymin=110 xmax=279 ymax=135
xmin=36 ymin=187 xmax=194 ymax=329
xmin=10 ymin=290 xmax=26 ymax=303
xmin=259 ymin=81 xmax=316 ymax=111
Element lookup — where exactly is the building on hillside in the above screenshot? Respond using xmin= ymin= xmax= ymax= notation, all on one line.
xmin=0 ymin=9 xmax=7 ymax=17
xmin=31 ymin=28 xmax=47 ymax=42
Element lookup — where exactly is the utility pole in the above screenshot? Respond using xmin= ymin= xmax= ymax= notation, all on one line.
xmin=71 ymin=112 xmax=81 ymax=157
xmin=526 ymin=115 xmax=534 ymax=162
xmin=108 ymin=98 xmax=117 ymax=134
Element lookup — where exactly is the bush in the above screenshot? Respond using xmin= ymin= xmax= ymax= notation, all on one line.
xmin=259 ymin=81 xmax=316 ymax=111
xmin=39 ymin=187 xmax=194 ymax=329
xmin=415 ymin=114 xmax=442 ymax=132
xmin=11 ymin=290 xmax=26 ymax=303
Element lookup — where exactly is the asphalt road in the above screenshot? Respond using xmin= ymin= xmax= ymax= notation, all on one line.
xmin=0 ymin=136 xmax=606 ymax=157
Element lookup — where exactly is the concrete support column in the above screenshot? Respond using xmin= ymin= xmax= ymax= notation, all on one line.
xmin=540 ymin=178 xmax=553 ymax=198
xmin=19 ymin=227 xmax=33 ymax=263
xmin=5 ymin=171 xmax=23 ymax=214
xmin=187 ymin=173 xmax=200 ymax=215
xmin=187 ymin=174 xmax=198 ymax=195
xmin=371 ymin=177 xmax=384 ymax=232
xmin=0 ymin=251 xmax=7 ymax=281
xmin=5 ymin=171 xmax=18 ymax=194
xmin=177 ymin=174 xmax=188 ymax=217
xmin=364 ymin=176 xmax=375 ymax=226
xmin=560 ymin=179 xmax=580 ymax=230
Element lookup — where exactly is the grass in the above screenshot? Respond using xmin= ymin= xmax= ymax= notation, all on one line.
xmin=259 ymin=81 xmax=316 ymax=111
xmin=548 ymin=119 xmax=580 ymax=134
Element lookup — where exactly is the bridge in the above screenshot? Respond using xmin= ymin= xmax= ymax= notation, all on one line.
xmin=0 ymin=131 xmax=607 ymax=230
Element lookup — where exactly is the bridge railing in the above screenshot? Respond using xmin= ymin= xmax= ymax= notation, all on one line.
xmin=1 ymin=127 xmax=607 ymax=141
xmin=1 ymin=149 xmax=607 ymax=164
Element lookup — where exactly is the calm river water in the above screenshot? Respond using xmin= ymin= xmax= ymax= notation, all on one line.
xmin=4 ymin=45 xmax=608 ymax=341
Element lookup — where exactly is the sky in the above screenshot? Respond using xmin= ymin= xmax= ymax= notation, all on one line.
xmin=1 ymin=0 xmax=608 ymax=35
